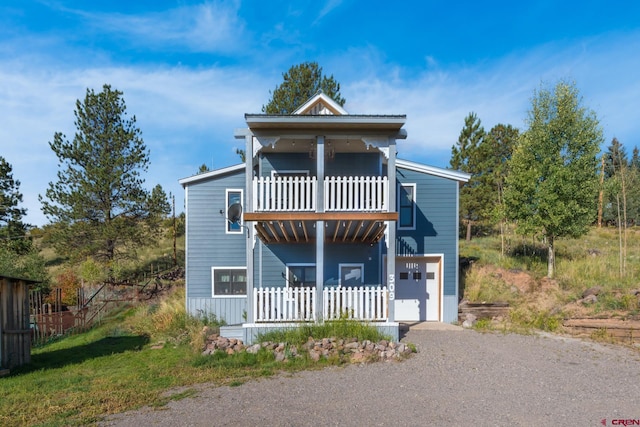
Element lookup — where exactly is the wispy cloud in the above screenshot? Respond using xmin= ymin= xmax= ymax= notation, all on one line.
xmin=64 ymin=1 xmax=245 ymax=53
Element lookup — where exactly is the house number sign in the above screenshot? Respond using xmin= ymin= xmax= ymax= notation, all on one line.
xmin=388 ymin=273 xmax=395 ymax=300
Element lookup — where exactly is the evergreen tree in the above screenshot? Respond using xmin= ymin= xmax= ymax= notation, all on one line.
xmin=450 ymin=112 xmax=485 ymax=240
xmin=504 ymin=81 xmax=603 ymax=278
xmin=603 ymin=137 xmax=628 ymax=178
xmin=262 ymin=62 xmax=345 ymax=114
xmin=40 ymin=84 xmax=157 ymax=263
xmin=0 ymin=156 xmax=31 ymax=254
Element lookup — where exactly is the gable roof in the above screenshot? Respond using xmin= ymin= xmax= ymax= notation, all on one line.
xmin=292 ymin=91 xmax=348 ymax=115
xmin=179 ymin=163 xmax=244 ymax=187
xmin=179 ymin=160 xmax=469 ymax=187
xmin=396 ymin=159 xmax=471 ymax=183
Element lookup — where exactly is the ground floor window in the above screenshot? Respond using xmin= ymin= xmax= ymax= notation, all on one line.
xmin=339 ymin=263 xmax=364 ymax=286
xmin=286 ymin=264 xmax=316 ymax=288
xmin=212 ymin=267 xmax=247 ymax=297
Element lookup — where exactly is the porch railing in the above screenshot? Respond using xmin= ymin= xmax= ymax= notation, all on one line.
xmin=252 ymin=176 xmax=388 ymax=212
xmin=254 ymin=286 xmax=316 ymax=322
xmin=253 ymin=285 xmax=388 ymax=323
xmin=323 ymin=286 xmax=388 ymax=321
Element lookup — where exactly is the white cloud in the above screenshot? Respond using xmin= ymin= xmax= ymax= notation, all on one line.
xmin=63 ymin=1 xmax=245 ymax=53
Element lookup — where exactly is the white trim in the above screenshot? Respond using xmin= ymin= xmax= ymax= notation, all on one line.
xmin=225 ymin=188 xmax=244 ymax=234
xmin=211 ymin=266 xmax=247 ymax=298
xmin=292 ymin=92 xmax=348 ymax=115
xmin=338 ymin=263 xmax=365 ymax=286
xmin=397 ymin=159 xmax=471 ymax=182
xmin=397 ymin=183 xmax=417 ymax=231
xmin=179 ymin=163 xmax=244 ymax=186
xmin=394 ymin=254 xmax=445 ymax=322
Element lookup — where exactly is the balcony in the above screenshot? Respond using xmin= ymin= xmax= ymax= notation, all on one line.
xmin=252 ymin=176 xmax=388 ymax=213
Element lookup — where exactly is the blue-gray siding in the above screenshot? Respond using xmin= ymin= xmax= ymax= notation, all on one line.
xmin=184 ymin=169 xmax=247 ymax=324
xmin=258 ymin=242 xmax=382 ymax=287
xmin=260 ymin=152 xmax=380 ymax=177
xmin=395 ymin=166 xmax=460 ymax=302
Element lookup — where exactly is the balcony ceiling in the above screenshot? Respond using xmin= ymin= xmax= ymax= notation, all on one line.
xmin=245 ymin=212 xmax=396 ymax=245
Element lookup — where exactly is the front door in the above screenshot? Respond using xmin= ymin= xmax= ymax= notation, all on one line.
xmin=394 ymin=257 xmax=441 ymax=321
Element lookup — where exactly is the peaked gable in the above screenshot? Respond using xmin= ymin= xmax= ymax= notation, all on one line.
xmin=292 ymin=91 xmax=348 ymax=116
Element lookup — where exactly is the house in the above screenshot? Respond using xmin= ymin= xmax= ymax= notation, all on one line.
xmin=1 ymin=275 xmax=34 ymax=371
xmin=179 ymin=93 xmax=470 ymax=343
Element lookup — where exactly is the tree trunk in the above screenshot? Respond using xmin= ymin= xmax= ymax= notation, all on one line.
xmin=547 ymin=235 xmax=555 ymax=278
xmin=597 ymin=155 xmax=605 ymax=228
xmin=465 ymin=220 xmax=472 ymax=241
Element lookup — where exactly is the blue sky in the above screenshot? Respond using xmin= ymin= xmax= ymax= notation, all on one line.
xmin=2 ymin=1 xmax=640 ymax=226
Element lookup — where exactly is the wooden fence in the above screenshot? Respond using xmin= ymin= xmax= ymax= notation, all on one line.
xmin=1 ymin=276 xmax=33 ymax=370
xmin=29 ymin=284 xmax=139 ymax=344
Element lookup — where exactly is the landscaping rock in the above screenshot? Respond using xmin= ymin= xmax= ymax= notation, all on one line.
xmin=582 ymin=286 xmax=602 ymax=298
xmin=200 ymin=334 xmax=414 ymax=365
xmin=581 ymin=294 xmax=598 ymax=304
xmin=462 ymin=313 xmax=477 ymax=328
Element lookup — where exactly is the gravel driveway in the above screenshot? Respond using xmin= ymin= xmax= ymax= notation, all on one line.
xmin=102 ymin=328 xmax=640 ymax=427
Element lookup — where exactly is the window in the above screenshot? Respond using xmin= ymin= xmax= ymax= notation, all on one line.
xmin=339 ymin=263 xmax=364 ymax=286
xmin=286 ymin=264 xmax=316 ymax=288
xmin=226 ymin=189 xmax=243 ymax=234
xmin=271 ymin=170 xmax=309 ymax=178
xmin=398 ymin=183 xmax=416 ymax=230
xmin=212 ymin=267 xmax=247 ymax=297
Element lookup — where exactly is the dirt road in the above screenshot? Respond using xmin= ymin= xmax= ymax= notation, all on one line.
xmin=102 ymin=328 xmax=640 ymax=426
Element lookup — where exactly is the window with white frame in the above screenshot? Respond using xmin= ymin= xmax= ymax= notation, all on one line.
xmin=212 ymin=267 xmax=247 ymax=297
xmin=225 ymin=189 xmax=243 ymax=234
xmin=398 ymin=183 xmax=416 ymax=230
xmin=286 ymin=264 xmax=316 ymax=288
xmin=339 ymin=263 xmax=364 ymax=287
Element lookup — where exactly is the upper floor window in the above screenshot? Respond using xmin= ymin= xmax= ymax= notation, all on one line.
xmin=398 ymin=183 xmax=416 ymax=230
xmin=226 ymin=189 xmax=243 ymax=234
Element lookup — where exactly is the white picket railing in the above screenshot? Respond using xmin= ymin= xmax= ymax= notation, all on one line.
xmin=323 ymin=286 xmax=388 ymax=321
xmin=252 ymin=176 xmax=388 ymax=212
xmin=254 ymin=286 xmax=316 ymax=322
xmin=324 ymin=176 xmax=388 ymax=211
xmin=253 ymin=176 xmax=317 ymax=212
xmin=253 ymin=285 xmax=389 ymax=322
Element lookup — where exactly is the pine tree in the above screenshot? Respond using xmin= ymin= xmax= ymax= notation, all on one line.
xmin=262 ymin=62 xmax=345 ymax=114
xmin=450 ymin=112 xmax=485 ymax=240
xmin=40 ymin=84 xmax=157 ymax=263
xmin=0 ymin=156 xmax=31 ymax=254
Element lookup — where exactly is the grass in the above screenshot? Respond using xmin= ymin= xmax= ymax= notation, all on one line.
xmin=0 ymin=286 xmax=392 ymax=426
xmin=460 ymin=226 xmax=640 ymax=331
xmin=256 ymin=316 xmax=392 ymax=345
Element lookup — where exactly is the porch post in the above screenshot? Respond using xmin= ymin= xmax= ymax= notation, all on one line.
xmin=315 ymin=135 xmax=325 ymax=320
xmin=386 ymin=138 xmax=397 ymax=323
xmin=245 ymin=134 xmax=254 ymax=323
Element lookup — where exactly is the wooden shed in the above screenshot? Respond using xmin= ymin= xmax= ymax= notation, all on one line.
xmin=0 ymin=275 xmax=36 ymax=370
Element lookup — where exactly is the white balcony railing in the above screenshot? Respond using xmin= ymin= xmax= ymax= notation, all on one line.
xmin=253 ymin=286 xmax=388 ymax=323
xmin=253 ymin=176 xmax=317 ymax=212
xmin=252 ymin=176 xmax=388 ymax=212
xmin=324 ymin=176 xmax=388 ymax=211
